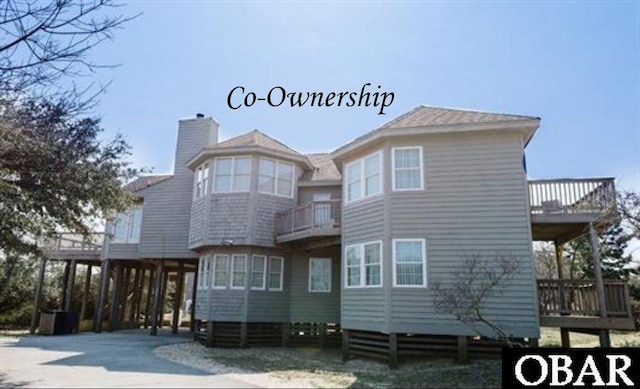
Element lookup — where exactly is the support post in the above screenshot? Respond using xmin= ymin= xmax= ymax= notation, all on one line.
xmin=29 ymin=257 xmax=48 ymax=334
xmin=529 ymin=338 xmax=539 ymax=348
xmin=319 ymin=323 xmax=327 ymax=349
xmin=60 ymin=260 xmax=71 ymax=309
xmin=130 ymin=267 xmax=141 ymax=325
xmin=342 ymin=329 xmax=350 ymax=362
xmin=282 ymin=322 xmax=290 ymax=347
xmin=172 ymin=263 xmax=184 ymax=334
xmin=94 ymin=259 xmax=110 ymax=332
xmin=206 ymin=321 xmax=215 ymax=347
xmin=190 ymin=271 xmax=198 ymax=333
xmin=554 ymin=241 xmax=569 ymax=315
xmin=240 ymin=322 xmax=248 ymax=347
xmin=560 ymin=328 xmax=571 ymax=347
xmin=588 ymin=224 xmax=611 ymax=348
xmin=150 ymin=260 xmax=164 ymax=336
xmin=457 ymin=336 xmax=468 ymax=363
xmin=79 ymin=264 xmax=92 ymax=329
xmin=64 ymin=259 xmax=77 ymax=312
xmin=389 ymin=333 xmax=398 ymax=368
xmin=109 ymin=261 xmax=123 ymax=332
xmin=144 ymin=268 xmax=155 ymax=328
xmin=119 ymin=266 xmax=131 ymax=327
xmin=158 ymin=270 xmax=169 ymax=328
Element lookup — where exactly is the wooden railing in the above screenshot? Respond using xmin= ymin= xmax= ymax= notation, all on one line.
xmin=275 ymin=200 xmax=342 ymax=237
xmin=41 ymin=232 xmax=103 ymax=252
xmin=528 ymin=178 xmax=616 ymax=215
xmin=537 ymin=279 xmax=632 ymax=318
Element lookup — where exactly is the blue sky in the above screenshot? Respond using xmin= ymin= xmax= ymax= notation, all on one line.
xmin=90 ymin=1 xmax=638 ymax=192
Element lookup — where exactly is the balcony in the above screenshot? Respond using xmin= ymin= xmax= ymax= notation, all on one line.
xmin=537 ymin=279 xmax=634 ymax=330
xmin=41 ymin=232 xmax=103 ymax=261
xmin=275 ymin=200 xmax=341 ymax=243
xmin=529 ymin=178 xmax=617 ymax=242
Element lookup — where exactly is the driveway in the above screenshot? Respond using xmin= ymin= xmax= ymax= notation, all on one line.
xmin=0 ymin=329 xmax=257 ymax=388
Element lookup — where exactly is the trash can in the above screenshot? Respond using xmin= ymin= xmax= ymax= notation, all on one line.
xmin=38 ymin=310 xmax=78 ymax=335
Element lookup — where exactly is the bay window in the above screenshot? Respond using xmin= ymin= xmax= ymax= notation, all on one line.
xmin=213 ymin=156 xmax=251 ymax=192
xmin=195 ymin=162 xmax=209 ymax=198
xmin=251 ymin=255 xmax=267 ymax=290
xmin=345 ymin=151 xmax=382 ymax=203
xmin=345 ymin=241 xmax=382 ymax=287
xmin=259 ymin=158 xmax=294 ymax=197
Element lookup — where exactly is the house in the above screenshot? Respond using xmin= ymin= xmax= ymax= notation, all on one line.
xmin=34 ymin=106 xmax=634 ymax=363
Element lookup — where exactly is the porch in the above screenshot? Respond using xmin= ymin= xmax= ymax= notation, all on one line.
xmin=275 ymin=199 xmax=341 ymax=244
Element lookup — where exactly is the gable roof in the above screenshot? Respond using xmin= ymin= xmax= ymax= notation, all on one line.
xmin=124 ymin=175 xmax=172 ymax=193
xmin=300 ymin=153 xmax=341 ymax=182
xmin=215 ymin=130 xmax=302 ymax=156
xmin=380 ymin=105 xmax=539 ymax=129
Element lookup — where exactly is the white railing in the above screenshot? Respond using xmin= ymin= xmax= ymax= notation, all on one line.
xmin=41 ymin=232 xmax=103 ymax=252
xmin=528 ymin=178 xmax=616 ymax=215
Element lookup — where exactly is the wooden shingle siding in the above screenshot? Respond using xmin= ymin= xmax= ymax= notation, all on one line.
xmin=298 ymin=186 xmax=342 ymax=205
xmin=288 ymin=247 xmax=341 ymax=323
xmin=188 ymin=197 xmax=207 ymax=247
xmin=207 ymin=193 xmax=251 ymax=245
xmin=253 ymin=194 xmax=296 ymax=247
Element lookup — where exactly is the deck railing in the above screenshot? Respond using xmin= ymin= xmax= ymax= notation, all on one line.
xmin=275 ymin=200 xmax=342 ymax=237
xmin=537 ymin=279 xmax=632 ymax=318
xmin=41 ymin=232 xmax=103 ymax=252
xmin=528 ymin=178 xmax=616 ymax=215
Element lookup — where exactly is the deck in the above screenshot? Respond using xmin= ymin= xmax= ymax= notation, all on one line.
xmin=537 ymin=279 xmax=634 ymax=330
xmin=41 ymin=232 xmax=103 ymax=262
xmin=529 ymin=178 xmax=616 ymax=243
xmin=275 ymin=199 xmax=342 ymax=243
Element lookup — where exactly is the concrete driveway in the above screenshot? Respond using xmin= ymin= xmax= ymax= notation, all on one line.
xmin=0 ymin=329 xmax=257 ymax=388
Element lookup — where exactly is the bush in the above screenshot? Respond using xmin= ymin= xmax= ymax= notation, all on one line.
xmin=0 ymin=303 xmax=34 ymax=330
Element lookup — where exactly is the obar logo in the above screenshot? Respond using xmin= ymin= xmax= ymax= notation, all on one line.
xmin=503 ymin=348 xmax=639 ymax=388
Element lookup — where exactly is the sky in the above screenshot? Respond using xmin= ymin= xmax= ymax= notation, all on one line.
xmin=87 ymin=0 xmax=638 ymax=194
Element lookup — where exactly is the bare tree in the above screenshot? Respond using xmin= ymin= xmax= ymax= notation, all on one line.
xmin=618 ymin=191 xmax=640 ymax=238
xmin=534 ymin=242 xmax=558 ymax=279
xmin=0 ymin=0 xmax=137 ymax=96
xmin=431 ymin=252 xmax=521 ymax=346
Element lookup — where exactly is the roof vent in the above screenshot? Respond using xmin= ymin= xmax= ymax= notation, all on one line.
xmin=196 ymin=113 xmax=205 ymax=118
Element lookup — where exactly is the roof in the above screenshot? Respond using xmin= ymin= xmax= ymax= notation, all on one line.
xmin=124 ymin=175 xmax=172 ymax=193
xmin=332 ymin=105 xmax=540 ymax=160
xmin=300 ymin=153 xmax=341 ymax=182
xmin=380 ymin=105 xmax=539 ymax=129
xmin=214 ymin=130 xmax=302 ymax=156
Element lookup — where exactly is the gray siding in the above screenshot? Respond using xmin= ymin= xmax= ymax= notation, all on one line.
xmin=289 ymin=247 xmax=341 ymax=323
xmin=134 ymin=118 xmax=217 ymax=259
xmin=384 ymin=132 xmax=538 ymax=337
xmin=108 ymin=243 xmax=139 ymax=260
xmin=341 ymin=198 xmax=386 ymax=332
xmin=196 ymin=288 xmax=245 ymax=322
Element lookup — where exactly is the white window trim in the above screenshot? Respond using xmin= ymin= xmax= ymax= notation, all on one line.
xmin=197 ymin=255 xmax=208 ymax=289
xmin=212 ymin=156 xmax=252 ymax=193
xmin=230 ymin=254 xmax=247 ymax=290
xmin=268 ymin=256 xmax=284 ymax=291
xmin=258 ymin=157 xmax=295 ymax=198
xmin=344 ymin=240 xmax=383 ymax=289
xmin=308 ymin=257 xmax=331 ymax=293
xmin=392 ymin=238 xmax=428 ymax=288
xmin=111 ymin=204 xmax=143 ymax=244
xmin=391 ymin=146 xmax=424 ymax=191
xmin=344 ymin=150 xmax=383 ymax=204
xmin=250 ymin=255 xmax=267 ymax=291
xmin=194 ymin=162 xmax=210 ymax=199
xmin=212 ymin=254 xmax=229 ymax=289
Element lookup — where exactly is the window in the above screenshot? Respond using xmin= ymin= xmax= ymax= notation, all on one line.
xmin=345 ymin=151 xmax=382 ymax=203
xmin=213 ymin=156 xmax=251 ymax=192
xmin=197 ymin=256 xmax=211 ymax=289
xmin=112 ymin=204 xmax=143 ymax=243
xmin=212 ymin=254 xmax=229 ymax=288
xmin=345 ymin=241 xmax=382 ymax=287
xmin=251 ymin=255 xmax=266 ymax=290
xmin=258 ymin=158 xmax=294 ymax=197
xmin=231 ymin=254 xmax=247 ymax=289
xmin=309 ymin=258 xmax=331 ymax=292
xmin=268 ymin=256 xmax=284 ymax=291
xmin=393 ymin=239 xmax=427 ymax=287
xmin=195 ymin=162 xmax=209 ymax=198
xmin=392 ymin=147 xmax=423 ymax=191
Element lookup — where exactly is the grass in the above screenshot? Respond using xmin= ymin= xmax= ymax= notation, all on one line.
xmin=0 ymin=329 xmax=31 ymax=338
xmin=539 ymin=327 xmax=640 ymax=348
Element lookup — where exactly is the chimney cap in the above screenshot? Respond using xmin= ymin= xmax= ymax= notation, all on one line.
xmin=196 ymin=113 xmax=205 ymax=118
